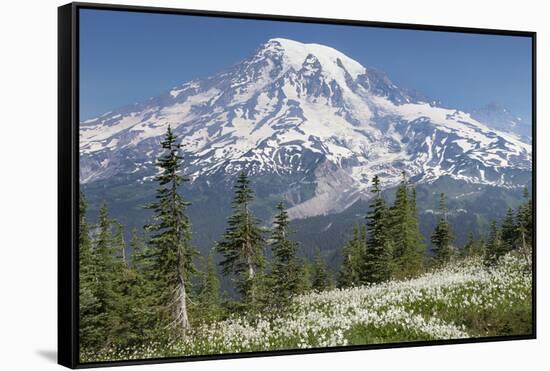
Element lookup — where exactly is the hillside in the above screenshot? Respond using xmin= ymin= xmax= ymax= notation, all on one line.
xmin=81 ymin=252 xmax=532 ymax=362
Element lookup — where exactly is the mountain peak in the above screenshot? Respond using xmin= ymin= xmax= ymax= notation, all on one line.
xmin=80 ymin=38 xmax=532 ymax=212
xmin=259 ymin=38 xmax=366 ymax=80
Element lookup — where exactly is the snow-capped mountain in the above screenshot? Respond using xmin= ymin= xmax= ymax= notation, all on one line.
xmin=80 ymin=38 xmax=532 ymax=219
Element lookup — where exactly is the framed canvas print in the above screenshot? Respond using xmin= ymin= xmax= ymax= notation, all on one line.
xmin=58 ymin=2 xmax=536 ymax=368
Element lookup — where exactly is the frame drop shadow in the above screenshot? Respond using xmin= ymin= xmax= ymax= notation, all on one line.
xmin=36 ymin=350 xmax=57 ymax=363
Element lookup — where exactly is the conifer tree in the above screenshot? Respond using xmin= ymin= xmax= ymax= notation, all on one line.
xmin=364 ymin=175 xmax=392 ymax=283
xmin=78 ymin=192 xmax=101 ymax=350
xmin=92 ymin=202 xmax=119 ymax=348
xmin=130 ymin=228 xmax=150 ymax=271
xmin=338 ymin=224 xmax=366 ymax=288
xmin=430 ymin=193 xmax=454 ymax=265
xmin=517 ymin=188 xmax=533 ymax=252
xmin=79 ymin=192 xmax=93 ymax=276
xmin=145 ymin=125 xmax=197 ymax=335
xmin=311 ymin=248 xmax=330 ymax=291
xmin=269 ymin=201 xmax=301 ymax=308
xmin=197 ymin=250 xmax=222 ymax=323
xmin=462 ymin=232 xmax=475 ymax=257
xmin=475 ymin=236 xmax=486 ymax=257
xmin=125 ymin=229 xmax=157 ymax=340
xmin=389 ymin=173 xmax=426 ymax=278
xmin=112 ymin=221 xmax=127 ymax=264
xmin=484 ymin=220 xmax=505 ymax=265
xmin=296 ymin=260 xmax=312 ymax=293
xmin=501 ymin=208 xmax=517 ymax=252
xmin=217 ymin=171 xmax=265 ymax=305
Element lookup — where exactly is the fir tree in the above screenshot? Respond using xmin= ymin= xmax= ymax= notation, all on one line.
xmin=501 ymin=208 xmax=517 ymax=252
xmin=311 ymin=249 xmax=330 ymax=291
xmin=462 ymin=232 xmax=476 ymax=257
xmin=130 ymin=228 xmax=151 ymax=271
xmin=338 ymin=224 xmax=366 ymax=288
xmin=217 ymin=172 xmax=265 ymax=305
xmin=517 ymin=188 xmax=533 ymax=252
xmin=269 ymin=201 xmax=302 ymax=308
xmin=145 ymin=125 xmax=197 ymax=335
xmin=78 ymin=192 xmax=101 ymax=350
xmin=484 ymin=220 xmax=504 ymax=266
xmin=364 ymin=175 xmax=392 ymax=283
xmin=127 ymin=229 xmax=157 ymax=338
xmin=196 ymin=250 xmax=222 ymax=323
xmin=389 ymin=173 xmax=426 ymax=278
xmin=430 ymin=193 xmax=454 ymax=265
xmin=112 ymin=221 xmax=127 ymax=264
xmin=296 ymin=260 xmax=312 ymax=293
xmin=92 ymin=202 xmax=119 ymax=348
xmin=475 ymin=236 xmax=486 ymax=257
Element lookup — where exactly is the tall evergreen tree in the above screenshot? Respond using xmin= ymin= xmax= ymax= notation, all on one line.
xmin=476 ymin=236 xmax=486 ymax=257
xmin=311 ymin=249 xmax=330 ymax=291
xmin=338 ymin=224 xmax=366 ymax=288
xmin=364 ymin=175 xmax=392 ymax=283
xmin=217 ymin=172 xmax=265 ymax=305
xmin=196 ymin=250 xmax=222 ymax=323
xmin=125 ymin=229 xmax=157 ymax=340
xmin=501 ymin=208 xmax=518 ymax=252
xmin=430 ymin=193 xmax=454 ymax=265
xmin=112 ymin=221 xmax=127 ymax=264
xmin=269 ymin=201 xmax=302 ymax=308
xmin=462 ymin=232 xmax=476 ymax=257
xmin=145 ymin=125 xmax=197 ymax=335
xmin=389 ymin=173 xmax=426 ymax=278
xmin=78 ymin=192 xmax=101 ymax=350
xmin=484 ymin=220 xmax=504 ymax=265
xmin=296 ymin=260 xmax=312 ymax=293
xmin=517 ymin=188 xmax=533 ymax=252
xmin=92 ymin=202 xmax=119 ymax=348
xmin=130 ymin=228 xmax=150 ymax=271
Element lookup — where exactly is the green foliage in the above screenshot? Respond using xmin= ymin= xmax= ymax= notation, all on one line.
xmin=516 ymin=188 xmax=533 ymax=252
xmin=430 ymin=193 xmax=454 ymax=265
xmin=460 ymin=232 xmax=485 ymax=259
xmin=144 ymin=125 xmax=197 ymax=335
xmin=388 ymin=174 xmax=426 ymax=278
xmin=311 ymin=249 xmax=331 ymax=291
xmin=91 ymin=203 xmax=121 ymax=348
xmin=268 ymin=201 xmax=302 ymax=308
xmin=216 ymin=172 xmax=266 ymax=305
xmin=484 ymin=220 xmax=504 ymax=266
xmin=338 ymin=224 xmax=366 ymax=288
xmin=78 ymin=193 xmax=102 ymax=350
xmin=364 ymin=175 xmax=392 ymax=283
xmin=500 ymin=208 xmax=517 ymax=252
xmin=195 ymin=251 xmax=222 ymax=323
xmin=296 ymin=260 xmax=312 ymax=293
xmin=461 ymin=232 xmax=475 ymax=257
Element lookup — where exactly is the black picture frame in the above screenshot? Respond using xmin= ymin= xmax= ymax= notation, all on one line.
xmin=58 ymin=2 xmax=537 ymax=369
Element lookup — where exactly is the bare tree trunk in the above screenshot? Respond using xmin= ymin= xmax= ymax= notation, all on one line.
xmin=247 ymin=255 xmax=255 ymax=279
xmin=176 ymin=277 xmax=190 ymax=333
xmin=247 ymin=253 xmax=255 ymax=304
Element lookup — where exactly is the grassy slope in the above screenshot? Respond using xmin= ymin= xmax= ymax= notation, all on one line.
xmin=81 ymin=252 xmax=532 ymax=363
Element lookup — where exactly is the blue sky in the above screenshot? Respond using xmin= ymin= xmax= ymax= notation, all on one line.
xmin=80 ymin=9 xmax=532 ymax=122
